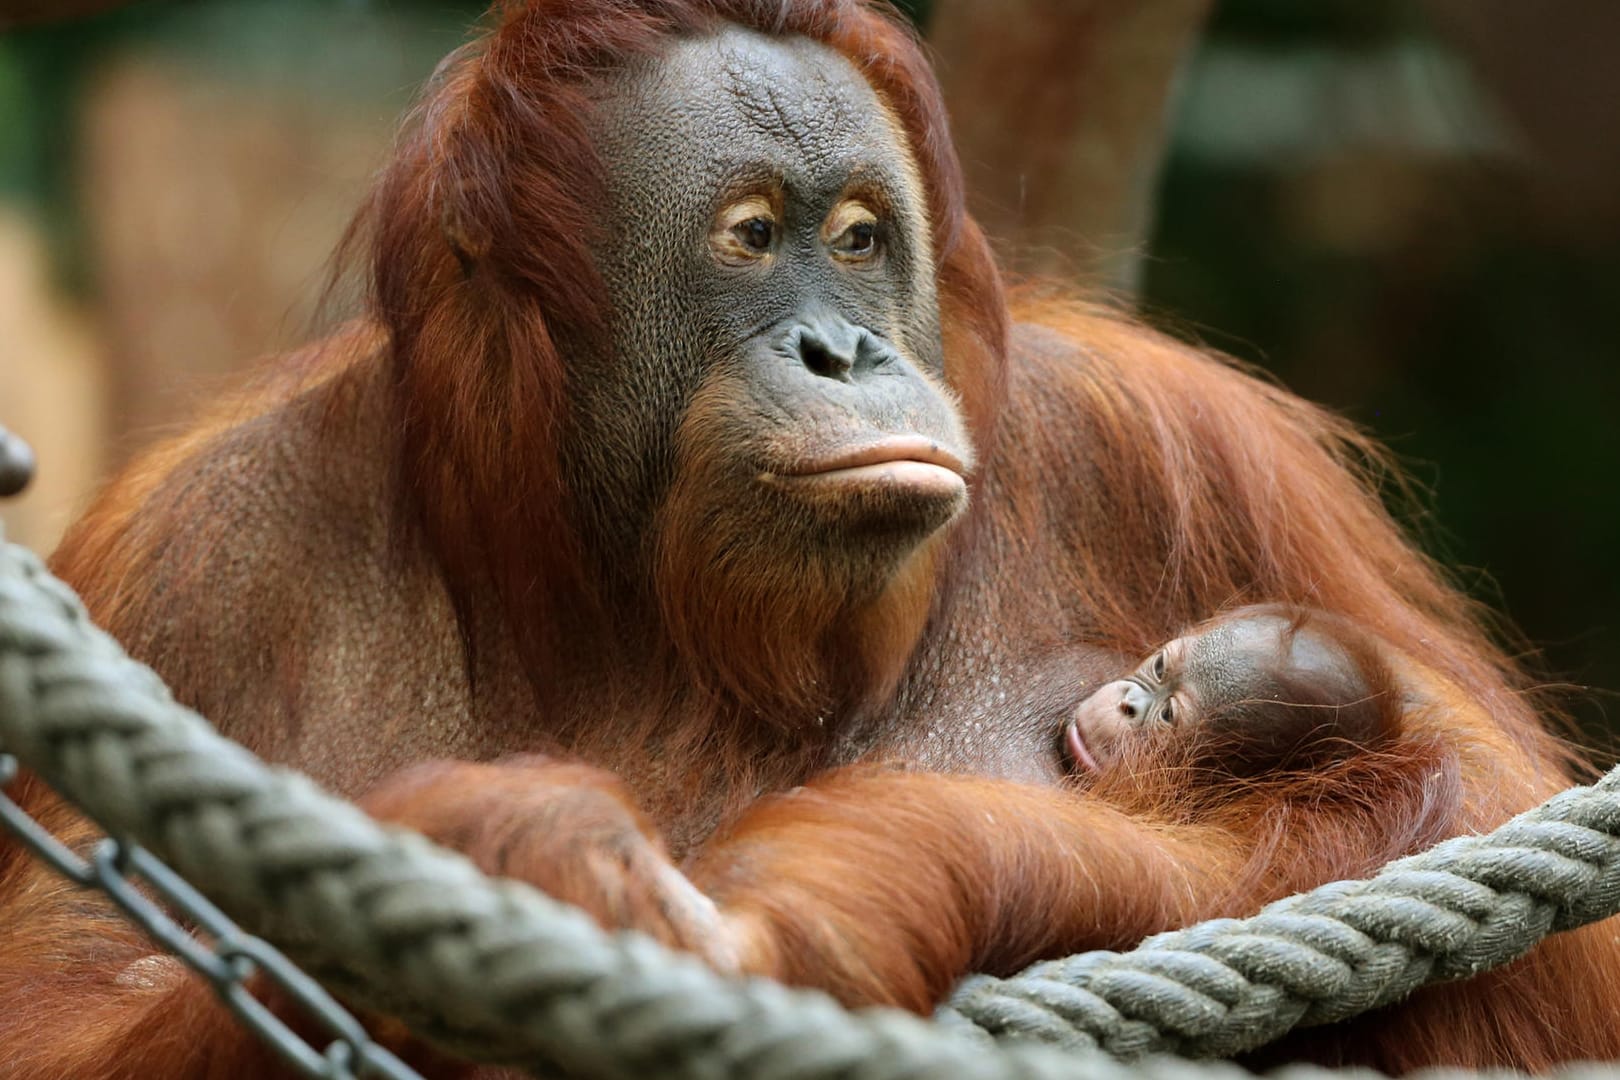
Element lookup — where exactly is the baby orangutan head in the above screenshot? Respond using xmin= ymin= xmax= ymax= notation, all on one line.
xmin=1066 ymin=606 xmax=1396 ymax=777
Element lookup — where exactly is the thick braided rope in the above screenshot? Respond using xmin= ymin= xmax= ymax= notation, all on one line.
xmin=939 ymin=767 xmax=1620 ymax=1058
xmin=4 ymin=530 xmax=1620 ymax=1079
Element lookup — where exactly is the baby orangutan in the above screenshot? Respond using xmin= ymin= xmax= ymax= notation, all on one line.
xmin=1065 ymin=605 xmax=1399 ymax=777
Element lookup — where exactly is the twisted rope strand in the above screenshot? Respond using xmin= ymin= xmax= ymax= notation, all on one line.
xmin=938 ymin=776 xmax=1620 ymax=1057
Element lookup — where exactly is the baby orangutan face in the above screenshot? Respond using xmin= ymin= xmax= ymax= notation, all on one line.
xmin=1065 ymin=609 xmax=1387 ymax=776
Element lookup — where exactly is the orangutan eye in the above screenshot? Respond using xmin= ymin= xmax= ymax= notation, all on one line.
xmin=1150 ymin=651 xmax=1167 ymax=680
xmin=841 ymin=221 xmax=876 ymax=254
xmin=737 ymin=217 xmax=775 ymax=251
xmin=826 ymin=200 xmax=882 ymax=262
xmin=711 ymin=195 xmax=780 ymax=266
xmin=1160 ymin=697 xmax=1177 ymax=726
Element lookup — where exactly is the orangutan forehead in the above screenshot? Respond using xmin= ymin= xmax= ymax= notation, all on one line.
xmin=711 ymin=30 xmax=877 ymax=154
xmin=1179 ymin=618 xmax=1293 ymax=707
xmin=598 ymin=26 xmax=911 ymax=186
xmin=1187 ymin=616 xmax=1292 ymax=666
xmin=1182 ymin=616 xmax=1363 ymax=709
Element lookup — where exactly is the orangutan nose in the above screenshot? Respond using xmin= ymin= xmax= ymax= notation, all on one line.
xmin=784 ymin=313 xmax=892 ymax=382
xmin=797 ymin=328 xmax=856 ymax=380
xmin=1118 ymin=682 xmax=1154 ymax=723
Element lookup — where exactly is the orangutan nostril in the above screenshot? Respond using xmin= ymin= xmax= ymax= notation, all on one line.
xmin=794 ymin=328 xmax=856 ymax=381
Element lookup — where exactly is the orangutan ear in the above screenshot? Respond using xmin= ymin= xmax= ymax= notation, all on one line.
xmin=438 ymin=174 xmax=493 ymax=279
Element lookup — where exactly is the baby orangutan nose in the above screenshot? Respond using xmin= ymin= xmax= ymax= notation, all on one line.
xmin=1113 ymin=681 xmax=1153 ymax=721
xmin=1065 ymin=679 xmax=1147 ymax=773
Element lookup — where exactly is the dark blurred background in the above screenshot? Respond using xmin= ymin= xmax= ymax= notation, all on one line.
xmin=1 ymin=1 xmax=1616 ymax=743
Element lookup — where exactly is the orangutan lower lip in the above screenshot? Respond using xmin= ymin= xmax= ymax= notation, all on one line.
xmin=1065 ymin=722 xmax=1101 ymax=774
xmin=761 ymin=436 xmax=968 ymax=497
xmin=787 ymin=436 xmax=967 ymax=478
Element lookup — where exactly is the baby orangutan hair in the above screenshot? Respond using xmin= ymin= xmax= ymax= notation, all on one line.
xmin=1065 ymin=605 xmax=1399 ymax=778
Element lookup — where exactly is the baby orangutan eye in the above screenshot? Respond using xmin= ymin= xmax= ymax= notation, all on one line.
xmin=1151 ymin=651 xmax=1167 ymax=680
xmin=1160 ymin=697 xmax=1177 ymax=726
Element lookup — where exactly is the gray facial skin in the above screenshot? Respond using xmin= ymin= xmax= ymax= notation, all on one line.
xmin=1066 ymin=614 xmax=1377 ymax=773
xmin=566 ymin=26 xmax=972 ymax=585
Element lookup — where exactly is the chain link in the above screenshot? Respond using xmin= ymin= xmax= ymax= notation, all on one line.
xmin=0 ymin=430 xmax=408 ymax=1074
xmin=0 ymin=753 xmax=427 ymax=1080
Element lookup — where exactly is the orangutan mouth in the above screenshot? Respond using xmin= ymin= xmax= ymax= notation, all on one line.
xmin=769 ymin=436 xmax=968 ymax=498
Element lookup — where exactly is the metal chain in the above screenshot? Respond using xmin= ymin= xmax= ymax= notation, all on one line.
xmin=0 ymin=752 xmax=425 ymax=1080
xmin=1 ymin=429 xmax=417 ymax=1077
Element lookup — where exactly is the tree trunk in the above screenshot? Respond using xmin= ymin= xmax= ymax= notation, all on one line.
xmin=930 ymin=0 xmax=1213 ymax=293
xmin=1423 ymin=0 xmax=1620 ymax=239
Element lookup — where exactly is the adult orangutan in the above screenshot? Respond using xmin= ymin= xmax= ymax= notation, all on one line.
xmin=1 ymin=1 xmax=1616 ymax=1076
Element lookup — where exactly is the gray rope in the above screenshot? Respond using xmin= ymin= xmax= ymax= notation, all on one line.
xmin=939 ymin=775 xmax=1620 ymax=1057
xmin=2 ymin=528 xmax=1620 ymax=1079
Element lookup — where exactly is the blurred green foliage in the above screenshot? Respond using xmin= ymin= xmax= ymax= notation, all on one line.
xmin=0 ymin=25 xmax=98 ymax=286
xmin=1213 ymin=0 xmax=1419 ymax=48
